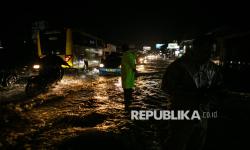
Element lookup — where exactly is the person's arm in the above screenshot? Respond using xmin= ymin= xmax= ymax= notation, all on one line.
xmin=55 ymin=57 xmax=70 ymax=67
xmin=58 ymin=57 xmax=70 ymax=67
xmin=64 ymin=61 xmax=70 ymax=67
xmin=128 ymin=53 xmax=136 ymax=72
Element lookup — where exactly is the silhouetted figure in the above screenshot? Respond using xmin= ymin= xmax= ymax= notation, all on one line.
xmin=39 ymin=53 xmax=70 ymax=81
xmin=161 ymin=35 xmax=223 ymax=150
xmin=84 ymin=59 xmax=88 ymax=70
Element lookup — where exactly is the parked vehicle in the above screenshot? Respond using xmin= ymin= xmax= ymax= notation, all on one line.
xmin=99 ymin=52 xmax=122 ymax=75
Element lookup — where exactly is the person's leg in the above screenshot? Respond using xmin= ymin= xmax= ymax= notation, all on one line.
xmin=186 ymin=120 xmax=207 ymax=150
xmin=124 ymin=88 xmax=133 ymax=102
xmin=163 ymin=120 xmax=196 ymax=150
xmin=124 ymin=88 xmax=133 ymax=110
xmin=186 ymin=108 xmax=208 ymax=150
xmin=127 ymin=88 xmax=133 ymax=101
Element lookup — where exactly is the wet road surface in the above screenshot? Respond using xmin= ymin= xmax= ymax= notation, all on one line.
xmin=0 ymin=58 xmax=171 ymax=149
xmin=1 ymin=57 xmax=250 ymax=150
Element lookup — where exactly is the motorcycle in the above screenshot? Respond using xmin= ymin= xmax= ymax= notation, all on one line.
xmin=25 ymin=63 xmax=64 ymax=97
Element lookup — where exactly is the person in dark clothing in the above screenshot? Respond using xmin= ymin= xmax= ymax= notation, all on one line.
xmin=84 ymin=59 xmax=88 ymax=70
xmin=40 ymin=54 xmax=69 ymax=68
xmin=161 ymin=35 xmax=223 ymax=150
xmin=39 ymin=54 xmax=70 ymax=82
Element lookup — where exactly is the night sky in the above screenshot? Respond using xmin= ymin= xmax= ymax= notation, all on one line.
xmin=1 ymin=0 xmax=250 ymax=46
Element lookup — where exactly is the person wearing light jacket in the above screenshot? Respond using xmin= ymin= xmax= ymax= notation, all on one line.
xmin=121 ymin=44 xmax=137 ymax=109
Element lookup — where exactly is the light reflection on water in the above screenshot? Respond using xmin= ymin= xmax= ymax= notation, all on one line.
xmin=137 ymin=64 xmax=145 ymax=72
xmin=1 ymin=59 xmax=170 ymax=149
xmin=114 ymin=77 xmax=123 ymax=92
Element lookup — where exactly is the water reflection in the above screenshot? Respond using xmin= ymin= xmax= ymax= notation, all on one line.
xmin=0 ymin=59 xmax=171 ymax=149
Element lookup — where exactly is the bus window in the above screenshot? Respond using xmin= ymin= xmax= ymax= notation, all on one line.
xmin=73 ymin=32 xmax=96 ymax=47
xmin=40 ymin=30 xmax=66 ymax=55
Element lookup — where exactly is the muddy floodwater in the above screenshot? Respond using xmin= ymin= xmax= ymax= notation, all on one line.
xmin=0 ymin=58 xmax=172 ymax=149
xmin=1 ymin=58 xmax=249 ymax=150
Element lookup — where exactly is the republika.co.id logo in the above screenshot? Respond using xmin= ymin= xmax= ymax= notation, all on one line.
xmin=131 ymin=110 xmax=218 ymax=120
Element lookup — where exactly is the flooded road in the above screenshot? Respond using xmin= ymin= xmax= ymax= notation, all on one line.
xmin=0 ymin=58 xmax=172 ymax=149
xmin=1 ymin=57 xmax=250 ymax=150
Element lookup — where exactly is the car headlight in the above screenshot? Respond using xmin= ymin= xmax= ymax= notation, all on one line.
xmin=33 ymin=64 xmax=40 ymax=69
xmin=99 ymin=63 xmax=104 ymax=68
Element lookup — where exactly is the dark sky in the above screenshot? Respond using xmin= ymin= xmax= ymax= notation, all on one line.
xmin=2 ymin=0 xmax=250 ymax=46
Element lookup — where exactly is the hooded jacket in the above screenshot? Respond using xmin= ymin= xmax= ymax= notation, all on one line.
xmin=121 ymin=50 xmax=136 ymax=89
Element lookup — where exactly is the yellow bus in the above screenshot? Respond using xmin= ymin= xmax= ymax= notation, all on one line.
xmin=36 ymin=28 xmax=105 ymax=69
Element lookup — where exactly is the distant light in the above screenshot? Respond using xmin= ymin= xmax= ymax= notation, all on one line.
xmin=167 ymin=43 xmax=180 ymax=49
xmin=99 ymin=63 xmax=104 ymax=68
xmin=91 ymin=60 xmax=99 ymax=64
xmin=48 ymin=37 xmax=58 ymax=40
xmin=212 ymin=60 xmax=220 ymax=65
xmin=156 ymin=44 xmax=165 ymax=49
xmin=33 ymin=64 xmax=40 ymax=69
xmin=143 ymin=46 xmax=151 ymax=51
xmin=175 ymin=51 xmax=180 ymax=56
